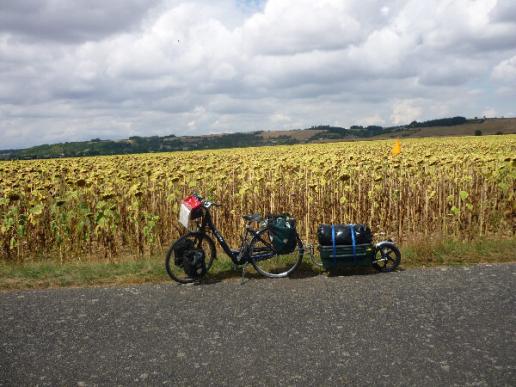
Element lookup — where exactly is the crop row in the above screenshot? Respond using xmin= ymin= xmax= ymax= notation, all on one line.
xmin=0 ymin=135 xmax=514 ymax=262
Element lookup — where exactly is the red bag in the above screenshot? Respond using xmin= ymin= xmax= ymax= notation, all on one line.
xmin=182 ymin=195 xmax=202 ymax=210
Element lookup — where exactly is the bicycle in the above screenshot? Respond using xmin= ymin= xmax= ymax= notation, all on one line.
xmin=165 ymin=194 xmax=304 ymax=284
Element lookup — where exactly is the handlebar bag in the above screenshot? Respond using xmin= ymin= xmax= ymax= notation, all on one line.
xmin=179 ymin=195 xmax=203 ymax=227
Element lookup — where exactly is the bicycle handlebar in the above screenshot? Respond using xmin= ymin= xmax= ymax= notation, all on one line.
xmin=189 ymin=193 xmax=222 ymax=209
xmin=203 ymin=200 xmax=222 ymax=209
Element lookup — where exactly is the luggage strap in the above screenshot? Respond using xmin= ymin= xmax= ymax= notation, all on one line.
xmin=350 ymin=224 xmax=356 ymax=264
xmin=331 ymin=224 xmax=337 ymax=265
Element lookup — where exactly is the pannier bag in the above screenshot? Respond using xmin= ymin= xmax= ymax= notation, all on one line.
xmin=182 ymin=249 xmax=206 ymax=278
xmin=173 ymin=238 xmax=195 ymax=266
xmin=268 ymin=214 xmax=297 ymax=254
xmin=317 ymin=224 xmax=372 ymax=246
xmin=173 ymin=238 xmax=206 ymax=277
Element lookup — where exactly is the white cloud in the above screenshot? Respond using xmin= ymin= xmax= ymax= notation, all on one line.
xmin=492 ymin=55 xmax=516 ymax=81
xmin=390 ymin=99 xmax=423 ymax=125
xmin=362 ymin=114 xmax=385 ymax=126
xmin=1 ymin=0 xmax=516 ymax=149
xmin=482 ymin=107 xmax=497 ymax=118
xmin=0 ymin=0 xmax=161 ymax=43
xmin=241 ymin=0 xmax=364 ymax=56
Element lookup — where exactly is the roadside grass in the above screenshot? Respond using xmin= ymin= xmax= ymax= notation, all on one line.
xmin=0 ymin=259 xmax=168 ymax=290
xmin=400 ymin=238 xmax=516 ymax=267
xmin=1 ymin=238 xmax=514 ymax=290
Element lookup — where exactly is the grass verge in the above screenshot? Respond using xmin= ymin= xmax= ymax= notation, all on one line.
xmin=400 ymin=238 xmax=516 ymax=267
xmin=0 ymin=238 xmax=514 ymax=290
xmin=0 ymin=259 xmax=168 ymax=290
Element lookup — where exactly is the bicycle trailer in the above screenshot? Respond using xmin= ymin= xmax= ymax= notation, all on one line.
xmin=317 ymin=224 xmax=375 ymax=269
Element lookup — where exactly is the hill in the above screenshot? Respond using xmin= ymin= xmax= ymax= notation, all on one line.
xmin=0 ymin=117 xmax=514 ymax=160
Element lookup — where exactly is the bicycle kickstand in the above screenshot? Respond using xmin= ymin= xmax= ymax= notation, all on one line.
xmin=240 ymin=262 xmax=249 ymax=285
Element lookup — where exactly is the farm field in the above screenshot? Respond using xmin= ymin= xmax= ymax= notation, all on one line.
xmin=373 ymin=117 xmax=516 ymax=139
xmin=0 ymin=135 xmax=514 ymax=266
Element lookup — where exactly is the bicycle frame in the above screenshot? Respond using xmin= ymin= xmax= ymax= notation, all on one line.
xmin=194 ymin=207 xmax=272 ymax=265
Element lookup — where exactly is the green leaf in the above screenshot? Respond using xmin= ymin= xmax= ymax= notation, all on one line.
xmin=450 ymin=206 xmax=460 ymax=216
xmin=17 ymin=224 xmax=25 ymax=237
xmin=29 ymin=204 xmax=44 ymax=216
xmin=498 ymin=182 xmax=509 ymax=193
xmin=459 ymin=191 xmax=469 ymax=201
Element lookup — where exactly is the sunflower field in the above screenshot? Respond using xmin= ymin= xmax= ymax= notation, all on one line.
xmin=0 ymin=135 xmax=514 ymax=263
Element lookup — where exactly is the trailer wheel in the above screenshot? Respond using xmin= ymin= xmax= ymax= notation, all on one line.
xmin=372 ymin=242 xmax=401 ymax=272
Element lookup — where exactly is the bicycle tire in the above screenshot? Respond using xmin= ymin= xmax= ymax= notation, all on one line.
xmin=372 ymin=242 xmax=401 ymax=272
xmin=250 ymin=228 xmax=303 ymax=278
xmin=165 ymin=232 xmax=216 ymax=284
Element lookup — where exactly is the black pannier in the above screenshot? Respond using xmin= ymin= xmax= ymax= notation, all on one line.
xmin=268 ymin=214 xmax=298 ymax=254
xmin=173 ymin=237 xmax=207 ymax=278
xmin=182 ymin=249 xmax=206 ymax=278
xmin=173 ymin=238 xmax=195 ymax=266
xmin=317 ymin=224 xmax=372 ymax=246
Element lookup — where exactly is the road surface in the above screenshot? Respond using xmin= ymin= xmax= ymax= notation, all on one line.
xmin=1 ymin=264 xmax=515 ymax=386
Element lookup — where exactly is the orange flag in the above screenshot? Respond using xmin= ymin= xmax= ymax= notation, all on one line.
xmin=391 ymin=139 xmax=401 ymax=156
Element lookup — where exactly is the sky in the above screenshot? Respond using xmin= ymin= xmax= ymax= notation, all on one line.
xmin=1 ymin=0 xmax=516 ymax=149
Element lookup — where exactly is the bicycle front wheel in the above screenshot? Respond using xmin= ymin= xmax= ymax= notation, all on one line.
xmin=165 ymin=232 xmax=216 ymax=284
xmin=250 ymin=228 xmax=303 ymax=278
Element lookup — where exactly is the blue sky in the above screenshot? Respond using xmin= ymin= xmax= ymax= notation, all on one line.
xmin=1 ymin=0 xmax=516 ymax=149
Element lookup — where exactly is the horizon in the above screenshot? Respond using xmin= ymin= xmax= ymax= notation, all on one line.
xmin=1 ymin=115 xmax=513 ymax=153
xmin=1 ymin=0 xmax=516 ymax=149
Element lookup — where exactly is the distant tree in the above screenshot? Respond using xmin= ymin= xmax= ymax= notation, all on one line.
xmin=408 ymin=117 xmax=466 ymax=128
xmin=474 ymin=130 xmax=482 ymax=136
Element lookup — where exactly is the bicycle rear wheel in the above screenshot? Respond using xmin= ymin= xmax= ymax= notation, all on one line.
xmin=165 ymin=232 xmax=216 ymax=284
xmin=250 ymin=228 xmax=303 ymax=278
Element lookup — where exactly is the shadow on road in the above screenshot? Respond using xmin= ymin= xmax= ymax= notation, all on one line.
xmin=199 ymin=261 xmax=390 ymax=285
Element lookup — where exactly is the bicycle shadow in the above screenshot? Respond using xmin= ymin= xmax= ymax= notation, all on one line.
xmin=199 ymin=262 xmax=397 ymax=285
xmin=199 ymin=261 xmax=320 ymax=285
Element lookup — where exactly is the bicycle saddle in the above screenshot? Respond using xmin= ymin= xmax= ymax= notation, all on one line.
xmin=243 ymin=213 xmax=262 ymax=222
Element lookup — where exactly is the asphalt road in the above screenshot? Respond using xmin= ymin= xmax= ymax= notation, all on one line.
xmin=1 ymin=264 xmax=515 ymax=386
